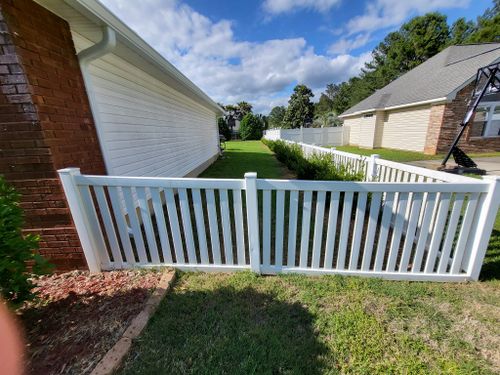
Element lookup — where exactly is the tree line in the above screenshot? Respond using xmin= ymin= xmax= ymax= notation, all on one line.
xmin=220 ymin=1 xmax=499 ymax=136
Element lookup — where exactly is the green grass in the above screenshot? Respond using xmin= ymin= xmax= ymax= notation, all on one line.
xmin=334 ymin=146 xmax=500 ymax=163
xmin=118 ymin=140 xmax=500 ymax=374
xmin=119 ymin=272 xmax=500 ymax=374
xmin=200 ymin=140 xmax=291 ymax=179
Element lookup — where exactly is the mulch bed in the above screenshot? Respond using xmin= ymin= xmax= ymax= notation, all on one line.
xmin=17 ymin=270 xmax=162 ymax=375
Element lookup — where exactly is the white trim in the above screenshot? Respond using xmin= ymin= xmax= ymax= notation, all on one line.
xmin=339 ymin=97 xmax=447 ymax=118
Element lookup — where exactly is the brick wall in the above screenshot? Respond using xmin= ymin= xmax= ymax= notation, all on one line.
xmin=0 ymin=0 xmax=106 ymax=270
xmin=427 ymin=82 xmax=500 ymax=155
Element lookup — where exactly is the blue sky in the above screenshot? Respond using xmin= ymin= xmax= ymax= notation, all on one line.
xmin=100 ymin=0 xmax=488 ymax=113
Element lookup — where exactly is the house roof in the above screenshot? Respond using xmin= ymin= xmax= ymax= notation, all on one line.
xmin=339 ymin=43 xmax=500 ymax=118
xmin=35 ymin=0 xmax=224 ymax=115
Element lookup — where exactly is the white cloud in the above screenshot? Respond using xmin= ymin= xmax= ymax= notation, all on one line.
xmin=263 ymin=0 xmax=342 ymax=15
xmin=346 ymin=0 xmax=470 ymax=35
xmin=100 ymin=0 xmax=369 ymax=113
xmin=328 ymin=33 xmax=371 ymax=54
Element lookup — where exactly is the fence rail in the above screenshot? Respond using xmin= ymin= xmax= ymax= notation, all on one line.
xmin=59 ymin=167 xmax=499 ymax=282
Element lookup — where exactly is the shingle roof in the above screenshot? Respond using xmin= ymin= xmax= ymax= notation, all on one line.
xmin=340 ymin=43 xmax=500 ymax=117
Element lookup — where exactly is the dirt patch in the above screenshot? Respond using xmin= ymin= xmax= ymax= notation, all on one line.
xmin=18 ymin=270 xmax=162 ymax=375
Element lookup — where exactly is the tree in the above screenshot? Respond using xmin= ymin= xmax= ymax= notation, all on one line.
xmin=218 ymin=117 xmax=231 ymax=140
xmin=314 ymin=94 xmax=333 ymax=116
xmin=236 ymin=101 xmax=253 ymax=117
xmin=283 ymin=84 xmax=315 ymax=129
xmin=449 ymin=18 xmax=475 ymax=45
xmin=239 ymin=113 xmax=264 ymax=140
xmin=313 ymin=111 xmax=342 ymax=128
xmin=268 ymin=106 xmax=286 ymax=128
xmin=466 ymin=0 xmax=500 ymax=43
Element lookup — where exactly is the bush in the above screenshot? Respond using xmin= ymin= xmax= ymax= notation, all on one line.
xmin=218 ymin=117 xmax=231 ymax=140
xmin=240 ymin=113 xmax=264 ymax=140
xmin=0 ymin=176 xmax=52 ymax=305
xmin=262 ymin=139 xmax=364 ymax=181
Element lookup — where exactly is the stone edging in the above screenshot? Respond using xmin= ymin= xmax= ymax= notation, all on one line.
xmin=90 ymin=269 xmax=176 ymax=375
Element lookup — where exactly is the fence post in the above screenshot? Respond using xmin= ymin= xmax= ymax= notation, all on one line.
xmin=245 ymin=172 xmax=261 ymax=274
xmin=467 ymin=176 xmax=500 ymax=280
xmin=58 ymin=168 xmax=102 ymax=272
xmin=367 ymin=154 xmax=379 ymax=181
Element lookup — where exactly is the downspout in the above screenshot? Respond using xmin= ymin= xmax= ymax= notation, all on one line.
xmin=77 ymin=26 xmax=116 ymax=174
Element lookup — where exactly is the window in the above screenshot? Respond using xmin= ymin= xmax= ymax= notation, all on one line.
xmin=471 ymin=103 xmax=500 ymax=138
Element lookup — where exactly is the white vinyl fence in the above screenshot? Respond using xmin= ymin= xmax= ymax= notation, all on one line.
xmin=264 ymin=127 xmax=348 ymax=146
xmin=59 ymin=163 xmax=499 ymax=281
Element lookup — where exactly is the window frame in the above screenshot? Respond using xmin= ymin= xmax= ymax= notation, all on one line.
xmin=470 ymin=101 xmax=500 ymax=139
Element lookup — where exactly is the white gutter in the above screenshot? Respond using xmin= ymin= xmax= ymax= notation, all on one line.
xmin=339 ymin=97 xmax=448 ymax=118
xmin=77 ymin=26 xmax=116 ymax=174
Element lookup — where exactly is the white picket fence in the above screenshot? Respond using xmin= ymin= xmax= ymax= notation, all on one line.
xmin=264 ymin=127 xmax=348 ymax=146
xmin=59 ymin=163 xmax=499 ymax=281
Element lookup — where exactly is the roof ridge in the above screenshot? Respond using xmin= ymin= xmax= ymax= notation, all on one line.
xmin=445 ymin=46 xmax=500 ymax=67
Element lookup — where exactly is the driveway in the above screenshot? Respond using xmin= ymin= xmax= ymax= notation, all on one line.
xmin=408 ymin=156 xmax=500 ymax=176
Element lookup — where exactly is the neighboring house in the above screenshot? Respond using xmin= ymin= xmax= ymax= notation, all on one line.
xmin=339 ymin=43 xmax=500 ymax=154
xmin=0 ymin=0 xmax=223 ymax=269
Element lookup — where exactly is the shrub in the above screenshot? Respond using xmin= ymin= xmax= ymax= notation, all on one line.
xmin=240 ymin=113 xmax=264 ymax=140
xmin=218 ymin=117 xmax=231 ymax=140
xmin=262 ymin=139 xmax=364 ymax=181
xmin=0 ymin=176 xmax=52 ymax=305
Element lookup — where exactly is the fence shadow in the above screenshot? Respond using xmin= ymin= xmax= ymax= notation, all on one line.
xmin=120 ymin=286 xmax=327 ymax=374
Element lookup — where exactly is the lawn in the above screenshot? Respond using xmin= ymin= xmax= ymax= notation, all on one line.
xmin=334 ymin=145 xmax=500 ymax=163
xmin=200 ymin=140 xmax=292 ymax=179
xmin=118 ymin=140 xmax=500 ymax=374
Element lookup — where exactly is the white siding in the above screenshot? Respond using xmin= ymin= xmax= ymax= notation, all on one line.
xmin=343 ymin=117 xmax=362 ymax=145
xmin=380 ymin=105 xmax=431 ymax=152
xmin=72 ymin=33 xmax=219 ymax=177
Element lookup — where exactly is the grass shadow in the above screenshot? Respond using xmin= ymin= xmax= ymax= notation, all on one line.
xmin=119 ymin=283 xmax=327 ymax=374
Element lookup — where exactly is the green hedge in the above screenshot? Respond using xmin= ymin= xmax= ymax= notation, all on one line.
xmin=0 ymin=176 xmax=52 ymax=305
xmin=262 ymin=139 xmax=364 ymax=181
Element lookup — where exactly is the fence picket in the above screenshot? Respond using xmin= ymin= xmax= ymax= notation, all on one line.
xmin=324 ymin=191 xmax=340 ymax=269
xmin=361 ymin=192 xmax=382 ymax=271
xmin=136 ymin=187 xmax=161 ymax=264
xmin=412 ymin=193 xmax=437 ymax=272
xmin=94 ymin=186 xmax=123 ymax=266
xmin=438 ymin=193 xmax=465 ymax=273
xmin=386 ymin=192 xmax=409 ymax=271
xmin=192 ymin=189 xmax=209 ymax=264
xmin=206 ymin=189 xmax=222 ymax=265
xmin=300 ymin=191 xmax=313 ymax=268
xmin=178 ymin=188 xmax=197 ymax=264
xmin=337 ymin=191 xmax=354 ymax=270
xmin=219 ymin=189 xmax=234 ymax=264
xmin=312 ymin=191 xmax=326 ymax=269
xmin=122 ymin=187 xmax=148 ymax=264
xmin=263 ymin=190 xmax=272 ymax=267
xmin=275 ymin=190 xmax=285 ymax=268
xmin=450 ymin=193 xmax=479 ymax=274
xmin=374 ymin=192 xmax=395 ymax=271
xmin=287 ymin=190 xmax=299 ymax=267
xmin=165 ymin=188 xmax=185 ymax=264
xmin=233 ymin=189 xmax=246 ymax=265
xmin=399 ymin=192 xmax=423 ymax=272
xmin=150 ymin=188 xmax=173 ymax=263
xmin=349 ymin=192 xmax=367 ymax=270
xmin=424 ymin=193 xmax=451 ymax=273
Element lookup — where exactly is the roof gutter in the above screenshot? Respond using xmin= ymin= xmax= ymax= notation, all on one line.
xmin=77 ymin=26 xmax=117 ymax=174
xmin=338 ymin=97 xmax=448 ymax=118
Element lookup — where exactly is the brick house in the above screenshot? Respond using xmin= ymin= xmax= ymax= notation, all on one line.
xmin=339 ymin=43 xmax=500 ymax=155
xmin=0 ymin=0 xmax=223 ymax=270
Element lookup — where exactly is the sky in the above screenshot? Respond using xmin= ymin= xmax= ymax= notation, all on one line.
xmin=100 ymin=0 xmax=489 ymax=113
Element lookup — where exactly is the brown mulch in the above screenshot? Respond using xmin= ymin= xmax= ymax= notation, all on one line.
xmin=17 ymin=270 xmax=162 ymax=375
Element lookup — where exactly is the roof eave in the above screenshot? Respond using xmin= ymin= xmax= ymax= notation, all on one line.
xmin=63 ymin=0 xmax=224 ymax=115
